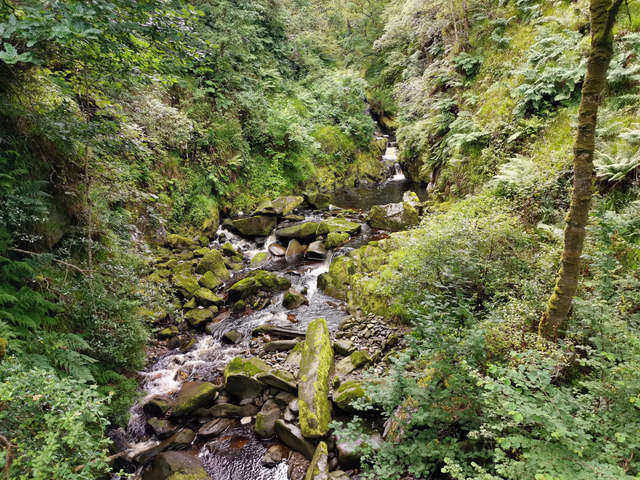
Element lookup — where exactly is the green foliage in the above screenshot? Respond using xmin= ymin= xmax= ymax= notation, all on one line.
xmin=0 ymin=360 xmax=112 ymax=479
xmin=513 ymin=28 xmax=586 ymax=117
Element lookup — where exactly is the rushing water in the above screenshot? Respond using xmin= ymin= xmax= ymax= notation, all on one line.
xmin=123 ymin=142 xmax=418 ymax=479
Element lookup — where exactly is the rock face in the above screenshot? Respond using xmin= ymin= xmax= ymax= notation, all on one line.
xmin=305 ymin=441 xmax=329 ymax=480
xmin=223 ymin=356 xmax=269 ymax=399
xmin=142 ymin=451 xmax=208 ymax=480
xmin=228 ymin=270 xmax=291 ymax=300
xmin=232 ymin=215 xmax=277 ymax=237
xmin=367 ymin=191 xmax=421 ymax=231
xmin=171 ymin=382 xmax=219 ymax=416
xmin=276 ymin=221 xmax=329 ymax=242
xmin=298 ymin=318 xmax=333 ymax=438
xmin=274 ymin=420 xmax=316 ymax=459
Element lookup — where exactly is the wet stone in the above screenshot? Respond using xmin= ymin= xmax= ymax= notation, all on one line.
xmin=198 ymin=418 xmax=236 ymax=437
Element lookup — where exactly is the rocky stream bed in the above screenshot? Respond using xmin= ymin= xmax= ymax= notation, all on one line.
xmin=111 ymin=143 xmax=427 ymax=480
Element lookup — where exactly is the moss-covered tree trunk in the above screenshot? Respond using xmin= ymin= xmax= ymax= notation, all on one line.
xmin=539 ymin=0 xmax=623 ymax=340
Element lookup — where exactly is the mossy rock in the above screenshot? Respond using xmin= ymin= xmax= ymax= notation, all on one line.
xmin=199 ymin=270 xmax=223 ymax=290
xmin=172 ymin=273 xmax=200 ymax=296
xmin=256 ymin=369 xmax=297 ymax=394
xmin=194 ymin=287 xmax=224 ymax=306
xmin=183 ymin=297 xmax=197 ymax=309
xmin=232 ymin=215 xmax=277 ymax=237
xmin=333 ymin=380 xmax=366 ymax=412
xmin=305 ymin=441 xmax=329 ymax=480
xmin=305 ymin=191 xmax=331 ymax=210
xmin=254 ymin=400 xmax=281 ymax=438
xmin=285 ymin=340 xmax=304 ymax=368
xmin=283 ymin=289 xmax=307 ymax=309
xmin=317 ymin=256 xmax=356 ymax=300
xmin=172 ymin=261 xmax=194 ymax=274
xmin=201 ymin=207 xmax=220 ymax=237
xmin=158 ymin=326 xmax=179 ymax=339
xmin=324 ymin=232 xmax=350 ymax=249
xmin=165 ymin=233 xmax=198 ymax=250
xmin=250 ymin=251 xmax=269 ymax=267
xmin=224 ymin=356 xmax=270 ymax=399
xmin=195 ymin=250 xmax=230 ymax=281
xmin=276 ymin=222 xmax=329 ymax=242
xmin=185 ymin=308 xmax=216 ymax=328
xmin=298 ymin=318 xmax=333 ymax=438
xmin=335 ymin=350 xmax=372 ymax=377
xmin=228 ymin=270 xmax=291 ymax=300
xmin=171 ymin=382 xmax=219 ymax=417
xmin=322 ymin=218 xmax=361 ymax=235
xmin=255 ymin=195 xmax=304 ymax=216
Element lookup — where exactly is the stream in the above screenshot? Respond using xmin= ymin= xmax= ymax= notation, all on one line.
xmin=119 ymin=139 xmax=423 ymax=480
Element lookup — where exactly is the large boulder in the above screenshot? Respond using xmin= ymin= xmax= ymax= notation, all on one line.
xmin=285 ymin=239 xmax=306 ymax=263
xmin=323 ymin=232 xmax=349 ymax=249
xmin=142 ymin=451 xmax=208 ymax=480
xmin=256 ymin=195 xmax=305 ymax=216
xmin=223 ymin=356 xmax=270 ymax=399
xmin=305 ymin=441 xmax=329 ymax=480
xmin=298 ymin=318 xmax=333 ymax=438
xmin=306 ymin=241 xmax=327 ymax=260
xmin=274 ymin=420 xmax=315 ymax=459
xmin=322 ymin=218 xmax=361 ymax=235
xmin=172 ymin=273 xmax=199 ymax=297
xmin=171 ymin=382 xmax=219 ymax=416
xmin=227 ymin=270 xmax=291 ymax=301
xmin=305 ymin=191 xmax=331 ymax=210
xmin=276 ymin=222 xmax=329 ymax=242
xmin=185 ymin=307 xmax=217 ymax=328
xmin=367 ymin=191 xmax=420 ymax=232
xmin=232 ymin=215 xmax=277 ymax=237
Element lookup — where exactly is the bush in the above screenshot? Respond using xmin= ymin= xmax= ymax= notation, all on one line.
xmin=0 ymin=360 xmax=112 ymax=480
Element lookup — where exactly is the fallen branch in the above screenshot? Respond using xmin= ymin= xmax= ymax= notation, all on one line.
xmin=0 ymin=434 xmax=15 ymax=480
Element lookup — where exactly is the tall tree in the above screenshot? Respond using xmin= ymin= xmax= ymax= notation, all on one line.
xmin=539 ymin=0 xmax=624 ymax=340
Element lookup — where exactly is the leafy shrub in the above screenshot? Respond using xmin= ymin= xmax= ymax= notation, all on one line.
xmin=453 ymin=53 xmax=483 ymax=78
xmin=513 ymin=28 xmax=586 ymax=116
xmin=0 ymin=360 xmax=112 ymax=479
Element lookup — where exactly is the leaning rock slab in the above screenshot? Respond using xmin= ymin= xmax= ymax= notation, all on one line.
xmin=298 ymin=318 xmax=333 ymax=438
xmin=274 ymin=420 xmax=315 ymax=459
xmin=305 ymin=441 xmax=329 ymax=480
xmin=257 ymin=369 xmax=297 ymax=394
xmin=333 ymin=380 xmax=366 ymax=412
xmin=254 ymin=399 xmax=281 ymax=438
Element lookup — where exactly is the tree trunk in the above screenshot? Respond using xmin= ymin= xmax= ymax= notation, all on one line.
xmin=539 ymin=0 xmax=622 ymax=340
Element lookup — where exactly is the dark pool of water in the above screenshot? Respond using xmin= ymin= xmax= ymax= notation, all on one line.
xmin=331 ymin=179 xmax=428 ymax=211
